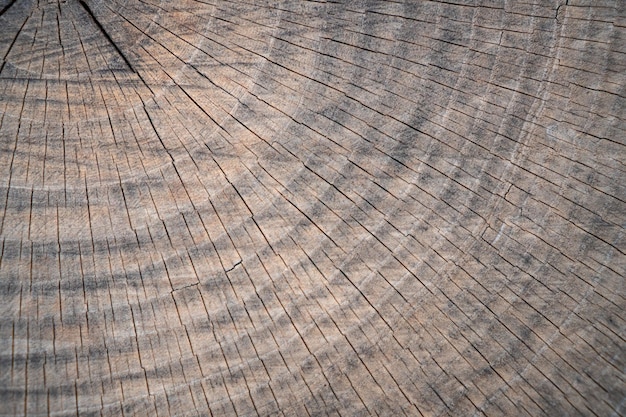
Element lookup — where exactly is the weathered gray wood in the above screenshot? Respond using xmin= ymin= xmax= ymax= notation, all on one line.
xmin=0 ymin=0 xmax=624 ymax=415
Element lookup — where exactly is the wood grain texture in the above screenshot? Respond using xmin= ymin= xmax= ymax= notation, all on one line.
xmin=0 ymin=0 xmax=624 ymax=415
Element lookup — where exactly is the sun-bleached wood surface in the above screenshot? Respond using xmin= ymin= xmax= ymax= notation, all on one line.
xmin=0 ymin=0 xmax=624 ymax=415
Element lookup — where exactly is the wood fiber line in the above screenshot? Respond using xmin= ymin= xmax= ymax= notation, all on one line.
xmin=0 ymin=0 xmax=624 ymax=416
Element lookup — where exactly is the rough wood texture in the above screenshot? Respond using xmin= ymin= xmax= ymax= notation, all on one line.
xmin=0 ymin=0 xmax=624 ymax=415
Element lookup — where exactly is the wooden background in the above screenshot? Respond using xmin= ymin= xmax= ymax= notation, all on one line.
xmin=0 ymin=0 xmax=624 ymax=415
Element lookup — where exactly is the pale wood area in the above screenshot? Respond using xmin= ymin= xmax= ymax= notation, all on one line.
xmin=0 ymin=0 xmax=624 ymax=415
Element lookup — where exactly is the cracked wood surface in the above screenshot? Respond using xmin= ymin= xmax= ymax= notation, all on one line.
xmin=0 ymin=0 xmax=624 ymax=416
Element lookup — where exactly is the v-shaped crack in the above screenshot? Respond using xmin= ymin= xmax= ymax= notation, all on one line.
xmin=78 ymin=0 xmax=136 ymax=73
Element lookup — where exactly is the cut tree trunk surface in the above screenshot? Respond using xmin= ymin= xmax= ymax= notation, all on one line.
xmin=0 ymin=0 xmax=624 ymax=416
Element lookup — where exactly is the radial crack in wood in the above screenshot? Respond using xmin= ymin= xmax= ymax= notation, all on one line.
xmin=0 ymin=0 xmax=624 ymax=416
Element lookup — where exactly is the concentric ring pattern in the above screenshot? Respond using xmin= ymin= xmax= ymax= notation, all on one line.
xmin=0 ymin=0 xmax=624 ymax=415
